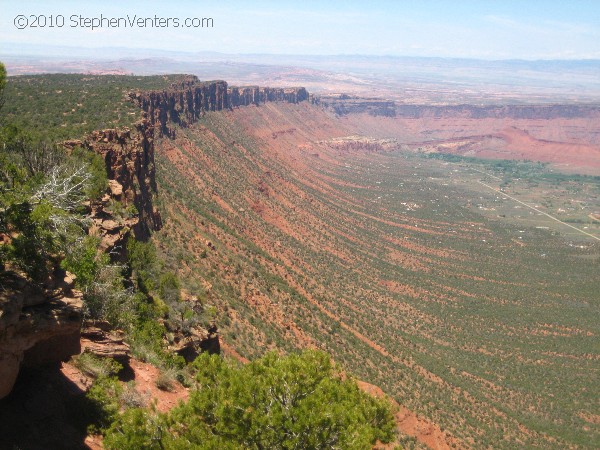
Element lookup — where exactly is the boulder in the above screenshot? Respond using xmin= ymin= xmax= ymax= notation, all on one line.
xmin=108 ymin=180 xmax=123 ymax=197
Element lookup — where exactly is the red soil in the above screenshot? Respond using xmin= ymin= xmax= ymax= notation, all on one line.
xmin=127 ymin=359 xmax=189 ymax=413
xmin=358 ymin=380 xmax=460 ymax=450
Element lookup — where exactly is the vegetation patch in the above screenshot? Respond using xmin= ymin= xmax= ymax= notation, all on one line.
xmin=104 ymin=350 xmax=397 ymax=450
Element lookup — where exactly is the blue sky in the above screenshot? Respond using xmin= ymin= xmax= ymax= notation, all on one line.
xmin=2 ymin=0 xmax=599 ymax=59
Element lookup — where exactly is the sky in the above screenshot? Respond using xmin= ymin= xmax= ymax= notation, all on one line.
xmin=1 ymin=0 xmax=600 ymax=60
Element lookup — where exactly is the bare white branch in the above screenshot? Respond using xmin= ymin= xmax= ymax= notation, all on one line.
xmin=32 ymin=164 xmax=91 ymax=213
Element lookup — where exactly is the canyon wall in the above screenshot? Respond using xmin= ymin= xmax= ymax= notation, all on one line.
xmin=228 ymin=86 xmax=309 ymax=107
xmin=81 ymin=119 xmax=162 ymax=241
xmin=94 ymin=79 xmax=309 ymax=234
xmin=130 ymin=77 xmax=309 ymax=137
xmin=311 ymin=94 xmax=397 ymax=117
xmin=63 ymin=119 xmax=161 ymax=245
xmin=313 ymin=94 xmax=600 ymax=119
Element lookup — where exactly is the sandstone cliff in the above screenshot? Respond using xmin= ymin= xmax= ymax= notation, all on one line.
xmin=0 ymin=271 xmax=82 ymax=399
xmin=130 ymin=76 xmax=309 ymax=137
xmin=65 ymin=118 xmax=163 ymax=242
xmin=312 ymin=94 xmax=397 ymax=117
xmin=314 ymin=94 xmax=600 ymax=119
xmin=228 ymin=85 xmax=309 ymax=107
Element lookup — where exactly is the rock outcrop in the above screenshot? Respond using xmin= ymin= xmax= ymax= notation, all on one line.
xmin=129 ymin=76 xmax=309 ymax=137
xmin=0 ymin=271 xmax=83 ymax=399
xmin=130 ymin=80 xmax=229 ymax=137
xmin=169 ymin=324 xmax=220 ymax=363
xmin=86 ymin=189 xmax=139 ymax=260
xmin=80 ymin=321 xmax=131 ymax=364
xmin=68 ymin=119 xmax=163 ymax=241
xmin=313 ymin=94 xmax=600 ymax=119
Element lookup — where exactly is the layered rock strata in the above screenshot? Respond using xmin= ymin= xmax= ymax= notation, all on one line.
xmin=313 ymin=94 xmax=600 ymax=119
xmin=129 ymin=77 xmax=308 ymax=137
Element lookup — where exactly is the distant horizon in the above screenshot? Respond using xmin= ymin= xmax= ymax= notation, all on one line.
xmin=3 ymin=41 xmax=600 ymax=63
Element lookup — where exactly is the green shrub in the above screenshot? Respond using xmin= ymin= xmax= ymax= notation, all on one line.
xmin=104 ymin=350 xmax=396 ymax=449
xmin=61 ymin=235 xmax=107 ymax=288
xmin=120 ymin=382 xmax=148 ymax=408
xmin=71 ymin=147 xmax=107 ymax=200
xmin=127 ymin=237 xmax=159 ymax=293
xmin=158 ymin=271 xmax=181 ymax=304
xmin=6 ymin=201 xmax=55 ymax=280
xmin=155 ymin=368 xmax=178 ymax=392
xmin=0 ymin=122 xmax=103 ymax=281
xmin=86 ymin=375 xmax=123 ymax=433
xmin=103 ymin=408 xmax=165 ymax=450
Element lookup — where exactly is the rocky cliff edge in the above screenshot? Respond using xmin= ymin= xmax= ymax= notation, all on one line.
xmin=0 ymin=271 xmax=82 ymax=398
xmin=130 ymin=76 xmax=309 ymax=137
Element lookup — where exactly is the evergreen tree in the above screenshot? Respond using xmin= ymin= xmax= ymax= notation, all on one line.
xmin=105 ymin=350 xmax=397 ymax=450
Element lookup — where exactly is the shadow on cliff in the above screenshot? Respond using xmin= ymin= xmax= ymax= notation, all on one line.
xmin=0 ymin=363 xmax=95 ymax=450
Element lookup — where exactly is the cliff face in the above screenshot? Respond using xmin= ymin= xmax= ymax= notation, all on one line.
xmin=130 ymin=77 xmax=309 ymax=137
xmin=228 ymin=86 xmax=309 ymax=107
xmin=131 ymin=80 xmax=229 ymax=138
xmin=314 ymin=94 xmax=600 ymax=119
xmin=0 ymin=272 xmax=82 ymax=399
xmin=86 ymin=79 xmax=308 ymax=236
xmin=72 ymin=119 xmax=162 ymax=241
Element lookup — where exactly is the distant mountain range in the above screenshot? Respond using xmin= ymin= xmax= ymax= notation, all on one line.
xmin=3 ymin=42 xmax=600 ymax=104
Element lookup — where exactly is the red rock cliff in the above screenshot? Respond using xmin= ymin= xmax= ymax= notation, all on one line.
xmin=228 ymin=86 xmax=309 ymax=106
xmin=313 ymin=94 xmax=600 ymax=119
xmin=130 ymin=77 xmax=309 ymax=137
xmin=77 ymin=118 xmax=162 ymax=240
